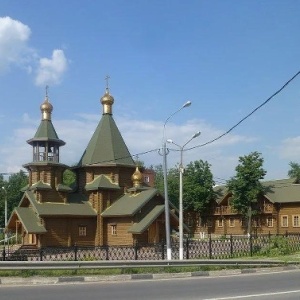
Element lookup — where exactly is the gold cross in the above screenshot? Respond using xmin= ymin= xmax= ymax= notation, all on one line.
xmin=105 ymin=75 xmax=110 ymax=90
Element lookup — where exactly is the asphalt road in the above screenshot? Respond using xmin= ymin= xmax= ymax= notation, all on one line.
xmin=1 ymin=269 xmax=300 ymax=299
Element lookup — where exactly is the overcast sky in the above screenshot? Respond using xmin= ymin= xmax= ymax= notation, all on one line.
xmin=1 ymin=1 xmax=300 ymax=185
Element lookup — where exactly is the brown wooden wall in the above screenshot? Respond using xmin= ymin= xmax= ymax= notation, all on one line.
xmin=41 ymin=217 xmax=97 ymax=247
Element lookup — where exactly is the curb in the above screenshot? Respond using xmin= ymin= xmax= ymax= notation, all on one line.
xmin=0 ymin=265 xmax=299 ymax=286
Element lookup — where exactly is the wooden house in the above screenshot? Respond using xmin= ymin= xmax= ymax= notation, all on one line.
xmin=192 ymin=178 xmax=300 ymax=237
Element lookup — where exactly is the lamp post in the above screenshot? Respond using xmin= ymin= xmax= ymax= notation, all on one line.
xmin=2 ymin=186 xmax=7 ymax=243
xmin=167 ymin=131 xmax=201 ymax=260
xmin=161 ymin=101 xmax=191 ymax=260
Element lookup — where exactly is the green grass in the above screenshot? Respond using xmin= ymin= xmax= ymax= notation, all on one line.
xmin=0 ymin=264 xmax=277 ymax=278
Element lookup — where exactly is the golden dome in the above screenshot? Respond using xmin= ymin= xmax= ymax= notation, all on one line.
xmin=40 ymin=97 xmax=53 ymax=120
xmin=131 ymin=166 xmax=143 ymax=188
xmin=100 ymin=88 xmax=114 ymax=114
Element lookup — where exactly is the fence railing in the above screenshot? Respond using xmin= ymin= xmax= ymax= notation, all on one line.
xmin=1 ymin=233 xmax=300 ymax=261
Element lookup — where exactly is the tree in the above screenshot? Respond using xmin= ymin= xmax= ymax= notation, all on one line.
xmin=0 ymin=170 xmax=28 ymax=228
xmin=183 ymin=160 xmax=215 ymax=214
xmin=227 ymin=151 xmax=266 ymax=235
xmin=63 ymin=169 xmax=76 ymax=187
xmin=288 ymin=162 xmax=300 ymax=181
xmin=153 ymin=164 xmax=179 ymax=206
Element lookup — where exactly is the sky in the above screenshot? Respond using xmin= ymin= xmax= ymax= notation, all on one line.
xmin=1 ymin=0 xmax=300 ymax=185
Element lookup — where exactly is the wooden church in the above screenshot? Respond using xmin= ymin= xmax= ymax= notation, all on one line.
xmin=6 ymin=86 xmax=179 ymax=248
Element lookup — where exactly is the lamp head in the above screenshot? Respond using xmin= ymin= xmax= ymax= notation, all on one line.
xmin=192 ymin=131 xmax=201 ymax=139
xmin=182 ymin=101 xmax=191 ymax=108
xmin=166 ymin=139 xmax=173 ymax=144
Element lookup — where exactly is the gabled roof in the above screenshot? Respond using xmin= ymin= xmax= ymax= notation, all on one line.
xmin=76 ymin=114 xmax=135 ymax=167
xmin=263 ymin=178 xmax=300 ymax=203
xmin=56 ymin=183 xmax=73 ymax=192
xmin=102 ymin=188 xmax=159 ymax=217
xmin=128 ymin=205 xmax=165 ymax=233
xmin=18 ymin=190 xmax=97 ymax=217
xmin=29 ymin=181 xmax=52 ymax=191
xmin=14 ymin=207 xmax=47 ymax=233
xmin=213 ymin=178 xmax=300 ymax=204
xmin=27 ymin=120 xmax=65 ymax=146
xmin=85 ymin=174 xmax=120 ymax=191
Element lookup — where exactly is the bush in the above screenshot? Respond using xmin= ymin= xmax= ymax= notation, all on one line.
xmin=258 ymin=236 xmax=291 ymax=256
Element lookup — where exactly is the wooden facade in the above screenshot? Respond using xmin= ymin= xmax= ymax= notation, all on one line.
xmin=186 ymin=179 xmax=300 ymax=238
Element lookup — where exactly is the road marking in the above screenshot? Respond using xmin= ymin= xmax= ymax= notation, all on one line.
xmin=203 ymin=289 xmax=300 ymax=299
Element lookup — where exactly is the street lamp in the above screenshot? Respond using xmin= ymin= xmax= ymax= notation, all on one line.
xmin=167 ymin=131 xmax=201 ymax=260
xmin=2 ymin=186 xmax=7 ymax=243
xmin=160 ymin=100 xmax=191 ymax=261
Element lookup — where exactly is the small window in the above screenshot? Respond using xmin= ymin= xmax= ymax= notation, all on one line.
xmin=229 ymin=218 xmax=235 ymax=227
xmin=79 ymin=226 xmax=87 ymax=237
xmin=281 ymin=215 xmax=288 ymax=227
xmin=266 ymin=216 xmax=273 ymax=227
xmin=293 ymin=215 xmax=300 ymax=227
xmin=144 ymin=176 xmax=150 ymax=183
xmin=111 ymin=225 xmax=117 ymax=235
xmin=217 ymin=218 xmax=224 ymax=227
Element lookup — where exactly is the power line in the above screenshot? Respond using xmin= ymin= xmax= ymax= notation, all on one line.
xmin=186 ymin=69 xmax=300 ymax=151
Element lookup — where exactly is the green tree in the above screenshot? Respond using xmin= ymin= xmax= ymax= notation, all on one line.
xmin=153 ymin=164 xmax=179 ymax=206
xmin=227 ymin=151 xmax=266 ymax=235
xmin=0 ymin=170 xmax=28 ymax=228
xmin=183 ymin=160 xmax=215 ymax=214
xmin=288 ymin=162 xmax=300 ymax=181
xmin=63 ymin=169 xmax=76 ymax=187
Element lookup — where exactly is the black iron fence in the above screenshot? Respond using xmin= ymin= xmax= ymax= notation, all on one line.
xmin=1 ymin=232 xmax=300 ymax=261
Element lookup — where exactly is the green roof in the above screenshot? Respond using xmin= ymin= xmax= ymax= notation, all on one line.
xmin=263 ymin=178 xmax=300 ymax=203
xmin=85 ymin=175 xmax=120 ymax=191
xmin=27 ymin=120 xmax=65 ymax=146
xmin=128 ymin=205 xmax=165 ymax=233
xmin=14 ymin=207 xmax=47 ymax=233
xmin=77 ymin=114 xmax=135 ymax=167
xmin=102 ymin=188 xmax=159 ymax=217
xmin=56 ymin=183 xmax=73 ymax=192
xmin=23 ymin=190 xmax=97 ymax=216
xmin=214 ymin=178 xmax=300 ymax=204
xmin=29 ymin=181 xmax=52 ymax=191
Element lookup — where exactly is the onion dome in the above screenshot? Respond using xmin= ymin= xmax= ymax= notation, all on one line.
xmin=101 ymin=88 xmax=114 ymax=115
xmin=40 ymin=96 xmax=53 ymax=121
xmin=131 ymin=166 xmax=143 ymax=188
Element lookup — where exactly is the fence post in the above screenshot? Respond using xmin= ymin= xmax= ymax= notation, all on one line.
xmin=74 ymin=244 xmax=78 ymax=261
xmin=230 ymin=235 xmax=233 ymax=257
xmin=39 ymin=248 xmax=43 ymax=261
xmin=134 ymin=242 xmax=139 ymax=260
xmin=161 ymin=241 xmax=165 ymax=260
xmin=209 ymin=234 xmax=212 ymax=259
xmin=2 ymin=248 xmax=5 ymax=261
xmin=249 ymin=233 xmax=253 ymax=257
xmin=105 ymin=245 xmax=109 ymax=261
xmin=186 ymin=238 xmax=189 ymax=260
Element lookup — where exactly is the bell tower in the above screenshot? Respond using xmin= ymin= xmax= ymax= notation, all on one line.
xmin=23 ymin=89 xmax=71 ymax=201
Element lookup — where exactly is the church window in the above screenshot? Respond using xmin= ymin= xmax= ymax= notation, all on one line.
xmin=111 ymin=225 xmax=117 ymax=235
xmin=79 ymin=226 xmax=87 ymax=237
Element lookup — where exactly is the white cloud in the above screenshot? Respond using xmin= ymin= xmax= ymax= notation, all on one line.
xmin=0 ymin=16 xmax=68 ymax=85
xmin=0 ymin=113 xmax=256 ymax=181
xmin=278 ymin=136 xmax=300 ymax=161
xmin=0 ymin=16 xmax=31 ymax=72
xmin=35 ymin=49 xmax=68 ymax=86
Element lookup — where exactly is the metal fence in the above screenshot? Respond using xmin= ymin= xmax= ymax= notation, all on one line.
xmin=1 ymin=233 xmax=300 ymax=261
